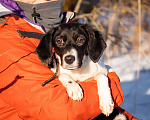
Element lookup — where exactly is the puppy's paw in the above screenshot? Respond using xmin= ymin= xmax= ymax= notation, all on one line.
xmin=113 ymin=113 xmax=127 ymax=120
xmin=99 ymin=93 xmax=114 ymax=116
xmin=66 ymin=81 xmax=83 ymax=101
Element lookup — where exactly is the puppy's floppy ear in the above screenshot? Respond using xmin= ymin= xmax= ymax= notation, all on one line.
xmin=36 ymin=28 xmax=56 ymax=66
xmin=83 ymin=24 xmax=107 ymax=63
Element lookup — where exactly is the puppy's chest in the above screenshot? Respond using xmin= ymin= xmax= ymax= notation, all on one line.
xmin=58 ymin=61 xmax=104 ymax=82
xmin=66 ymin=71 xmax=94 ymax=82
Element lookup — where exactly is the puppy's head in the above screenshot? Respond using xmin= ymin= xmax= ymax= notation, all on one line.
xmin=36 ymin=23 xmax=106 ymax=70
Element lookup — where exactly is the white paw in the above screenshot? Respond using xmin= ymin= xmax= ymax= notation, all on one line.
xmin=113 ymin=113 xmax=127 ymax=120
xmin=99 ymin=94 xmax=114 ymax=116
xmin=66 ymin=82 xmax=83 ymax=101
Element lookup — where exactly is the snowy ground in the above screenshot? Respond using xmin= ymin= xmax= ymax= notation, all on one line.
xmin=105 ymin=54 xmax=150 ymax=120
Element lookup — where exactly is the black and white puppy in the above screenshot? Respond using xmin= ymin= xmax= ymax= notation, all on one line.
xmin=36 ymin=23 xmax=122 ymax=118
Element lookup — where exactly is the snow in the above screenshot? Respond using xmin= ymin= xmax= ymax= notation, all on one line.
xmin=105 ymin=54 xmax=150 ymax=120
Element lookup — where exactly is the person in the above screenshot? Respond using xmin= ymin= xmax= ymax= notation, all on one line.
xmin=0 ymin=0 xmax=137 ymax=119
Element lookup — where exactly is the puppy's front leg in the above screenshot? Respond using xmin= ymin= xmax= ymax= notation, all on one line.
xmin=96 ymin=73 xmax=114 ymax=116
xmin=59 ymin=73 xmax=83 ymax=101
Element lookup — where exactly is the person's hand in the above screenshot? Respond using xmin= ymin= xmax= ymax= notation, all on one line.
xmin=14 ymin=0 xmax=59 ymax=4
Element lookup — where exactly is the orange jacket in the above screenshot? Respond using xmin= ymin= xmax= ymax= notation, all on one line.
xmin=0 ymin=14 xmax=138 ymax=120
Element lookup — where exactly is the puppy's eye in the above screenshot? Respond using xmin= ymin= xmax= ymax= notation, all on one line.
xmin=56 ymin=39 xmax=64 ymax=45
xmin=76 ymin=38 xmax=85 ymax=45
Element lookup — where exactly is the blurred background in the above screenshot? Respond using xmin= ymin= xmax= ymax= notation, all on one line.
xmin=62 ymin=0 xmax=150 ymax=119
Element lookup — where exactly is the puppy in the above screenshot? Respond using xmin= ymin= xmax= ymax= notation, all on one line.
xmin=36 ymin=23 xmax=120 ymax=117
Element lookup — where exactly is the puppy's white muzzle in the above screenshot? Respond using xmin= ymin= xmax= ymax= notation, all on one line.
xmin=62 ymin=48 xmax=78 ymax=70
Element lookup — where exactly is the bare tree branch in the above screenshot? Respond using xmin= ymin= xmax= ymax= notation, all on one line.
xmin=74 ymin=0 xmax=83 ymax=13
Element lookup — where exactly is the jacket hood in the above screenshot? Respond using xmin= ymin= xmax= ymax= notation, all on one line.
xmin=0 ymin=0 xmax=75 ymax=32
xmin=0 ymin=0 xmax=46 ymax=32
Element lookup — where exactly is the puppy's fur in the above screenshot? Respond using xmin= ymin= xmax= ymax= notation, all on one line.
xmin=36 ymin=23 xmax=126 ymax=119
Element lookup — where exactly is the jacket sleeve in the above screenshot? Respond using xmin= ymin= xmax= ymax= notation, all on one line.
xmin=0 ymin=14 xmax=133 ymax=120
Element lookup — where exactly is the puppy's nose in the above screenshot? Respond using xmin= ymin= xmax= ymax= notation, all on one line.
xmin=65 ymin=55 xmax=75 ymax=64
